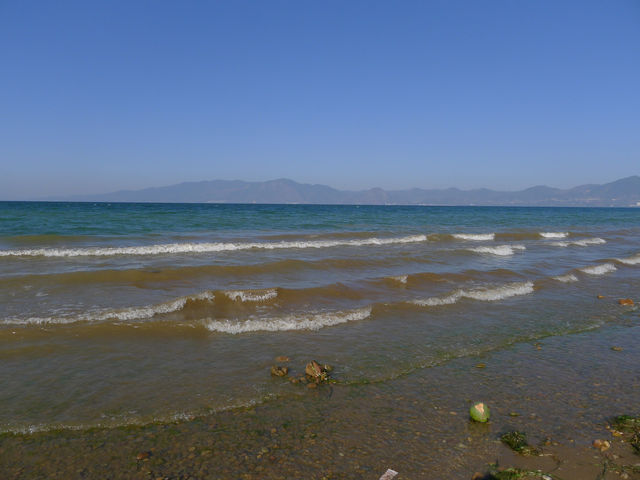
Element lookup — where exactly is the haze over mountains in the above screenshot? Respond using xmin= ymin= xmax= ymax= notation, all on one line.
xmin=55 ymin=176 xmax=640 ymax=207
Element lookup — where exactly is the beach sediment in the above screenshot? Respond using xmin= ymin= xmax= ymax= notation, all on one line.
xmin=2 ymin=322 xmax=638 ymax=479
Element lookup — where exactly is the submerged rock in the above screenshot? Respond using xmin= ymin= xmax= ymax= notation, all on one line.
xmin=469 ymin=402 xmax=490 ymax=423
xmin=305 ymin=360 xmax=330 ymax=383
xmin=136 ymin=451 xmax=151 ymax=460
xmin=500 ymin=431 xmax=540 ymax=455
xmin=618 ymin=298 xmax=634 ymax=306
xmin=270 ymin=365 xmax=289 ymax=377
xmin=275 ymin=356 xmax=290 ymax=363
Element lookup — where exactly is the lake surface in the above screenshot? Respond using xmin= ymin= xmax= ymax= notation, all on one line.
xmin=1 ymin=202 xmax=639 ymax=436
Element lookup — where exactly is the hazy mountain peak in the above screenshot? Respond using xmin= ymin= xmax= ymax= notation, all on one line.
xmin=51 ymin=176 xmax=640 ymax=207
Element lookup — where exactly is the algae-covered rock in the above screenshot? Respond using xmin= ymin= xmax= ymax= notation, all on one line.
xmin=305 ymin=360 xmax=329 ymax=383
xmin=612 ymin=415 xmax=640 ymax=431
xmin=500 ymin=431 xmax=540 ymax=456
xmin=469 ymin=402 xmax=490 ymax=423
xmin=611 ymin=415 xmax=640 ymax=454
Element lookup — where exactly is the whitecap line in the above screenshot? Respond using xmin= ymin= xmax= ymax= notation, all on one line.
xmin=551 ymin=238 xmax=606 ymax=247
xmin=411 ymin=281 xmax=534 ymax=307
xmin=469 ymin=245 xmax=526 ymax=256
xmin=203 ymin=307 xmax=372 ymax=333
xmin=579 ymin=263 xmax=617 ymax=275
xmin=452 ymin=233 xmax=495 ymax=241
xmin=0 ymin=235 xmax=428 ymax=257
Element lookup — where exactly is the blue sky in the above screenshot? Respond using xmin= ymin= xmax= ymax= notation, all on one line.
xmin=1 ymin=0 xmax=639 ymax=199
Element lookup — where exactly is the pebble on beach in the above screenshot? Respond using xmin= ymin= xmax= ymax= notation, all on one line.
xmin=592 ymin=439 xmax=610 ymax=451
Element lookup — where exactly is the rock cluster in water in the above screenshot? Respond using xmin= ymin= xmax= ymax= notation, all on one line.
xmin=269 ymin=357 xmax=333 ymax=387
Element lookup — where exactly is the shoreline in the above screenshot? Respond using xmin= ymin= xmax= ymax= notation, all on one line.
xmin=2 ymin=323 xmax=638 ymax=479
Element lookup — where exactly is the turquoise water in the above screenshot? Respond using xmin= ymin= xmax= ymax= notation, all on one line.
xmin=2 ymin=202 xmax=640 ymax=237
xmin=1 ymin=202 xmax=639 ymax=433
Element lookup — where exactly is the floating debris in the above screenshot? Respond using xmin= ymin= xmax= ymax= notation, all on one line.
xmin=379 ymin=468 xmax=398 ymax=480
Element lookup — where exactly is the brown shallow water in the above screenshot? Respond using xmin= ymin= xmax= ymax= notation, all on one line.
xmin=2 ymin=204 xmax=640 ymax=478
xmin=2 ymin=317 xmax=639 ymax=479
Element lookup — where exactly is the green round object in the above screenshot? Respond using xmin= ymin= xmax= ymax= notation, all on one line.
xmin=470 ymin=402 xmax=490 ymax=422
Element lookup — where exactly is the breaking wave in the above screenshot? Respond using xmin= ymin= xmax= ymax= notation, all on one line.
xmin=1 ymin=292 xmax=215 ymax=326
xmin=540 ymin=232 xmax=569 ymax=239
xmin=553 ymin=274 xmax=579 ymax=283
xmin=224 ymin=289 xmax=278 ymax=302
xmin=617 ymin=254 xmax=640 ymax=265
xmin=579 ymin=263 xmax=617 ymax=275
xmin=469 ymin=245 xmax=526 ymax=256
xmin=203 ymin=307 xmax=372 ymax=333
xmin=391 ymin=275 xmax=408 ymax=284
xmin=452 ymin=233 xmax=495 ymax=241
xmin=0 ymin=234 xmax=428 ymax=258
xmin=551 ymin=238 xmax=606 ymax=247
xmin=411 ymin=281 xmax=534 ymax=307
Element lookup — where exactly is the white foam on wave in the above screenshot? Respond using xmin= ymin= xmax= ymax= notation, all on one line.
xmin=0 ymin=234 xmax=428 ymax=258
xmin=2 ymin=292 xmax=215 ymax=326
xmin=553 ymin=274 xmax=579 ymax=283
xmin=540 ymin=232 xmax=569 ymax=239
xmin=412 ymin=281 xmax=534 ymax=307
xmin=203 ymin=307 xmax=372 ymax=334
xmin=469 ymin=245 xmax=526 ymax=256
xmin=224 ymin=289 xmax=278 ymax=302
xmin=580 ymin=263 xmax=617 ymax=275
xmin=453 ymin=233 xmax=495 ymax=241
xmin=617 ymin=254 xmax=640 ymax=265
xmin=391 ymin=275 xmax=408 ymax=284
xmin=551 ymin=238 xmax=606 ymax=247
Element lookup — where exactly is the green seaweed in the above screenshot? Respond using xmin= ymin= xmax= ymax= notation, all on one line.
xmin=611 ymin=415 xmax=640 ymax=455
xmin=631 ymin=432 xmax=640 ymax=454
xmin=500 ymin=431 xmax=540 ymax=456
xmin=612 ymin=415 xmax=640 ymax=432
xmin=485 ymin=464 xmax=555 ymax=479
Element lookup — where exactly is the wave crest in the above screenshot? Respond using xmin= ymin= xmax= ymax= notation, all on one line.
xmin=452 ymin=233 xmax=495 ymax=241
xmin=2 ymin=292 xmax=215 ymax=326
xmin=553 ymin=274 xmax=578 ymax=283
xmin=469 ymin=245 xmax=526 ymax=256
xmin=580 ymin=263 xmax=616 ymax=275
xmin=551 ymin=238 xmax=606 ymax=247
xmin=540 ymin=232 xmax=569 ymax=239
xmin=224 ymin=289 xmax=278 ymax=302
xmin=617 ymin=254 xmax=640 ymax=265
xmin=203 ymin=307 xmax=372 ymax=334
xmin=412 ymin=281 xmax=534 ymax=306
xmin=0 ymin=235 xmax=428 ymax=258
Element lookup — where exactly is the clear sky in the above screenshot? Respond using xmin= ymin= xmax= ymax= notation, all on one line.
xmin=1 ymin=0 xmax=639 ymax=199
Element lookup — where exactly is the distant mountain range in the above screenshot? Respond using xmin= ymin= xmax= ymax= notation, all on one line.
xmin=55 ymin=176 xmax=640 ymax=207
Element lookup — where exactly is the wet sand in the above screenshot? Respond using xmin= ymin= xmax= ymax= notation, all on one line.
xmin=1 ymin=321 xmax=639 ymax=479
